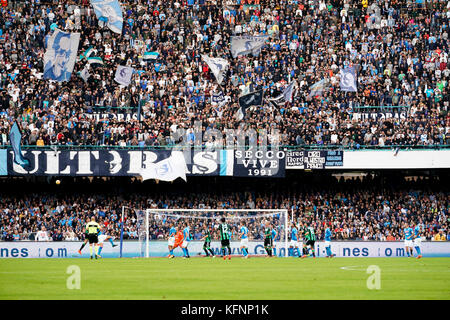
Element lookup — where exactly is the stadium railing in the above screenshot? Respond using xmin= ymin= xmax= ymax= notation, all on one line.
xmin=1 ymin=144 xmax=449 ymax=151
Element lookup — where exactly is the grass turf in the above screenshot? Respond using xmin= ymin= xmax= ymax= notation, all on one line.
xmin=0 ymin=257 xmax=449 ymax=300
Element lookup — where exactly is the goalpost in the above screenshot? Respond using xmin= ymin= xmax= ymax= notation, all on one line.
xmin=136 ymin=209 xmax=289 ymax=258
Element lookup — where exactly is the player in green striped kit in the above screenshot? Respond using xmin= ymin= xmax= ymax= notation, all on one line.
xmin=301 ymin=224 xmax=316 ymax=258
xmin=297 ymin=221 xmax=308 ymax=256
xmin=264 ymin=220 xmax=274 ymax=257
xmin=217 ymin=218 xmax=231 ymax=260
xmin=201 ymin=224 xmax=215 ymax=258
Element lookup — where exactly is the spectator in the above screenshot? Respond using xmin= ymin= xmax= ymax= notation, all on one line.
xmin=36 ymin=227 xmax=50 ymax=242
xmin=433 ymin=229 xmax=447 ymax=241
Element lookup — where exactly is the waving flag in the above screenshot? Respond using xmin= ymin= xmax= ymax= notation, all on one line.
xmin=230 ymin=35 xmax=269 ymax=58
xmin=43 ymin=28 xmax=80 ymax=82
xmin=211 ymin=92 xmax=225 ymax=105
xmin=201 ymin=55 xmax=229 ymax=84
xmin=143 ymin=51 xmax=159 ymax=60
xmin=87 ymin=57 xmax=104 ymax=65
xmin=114 ymin=65 xmax=134 ymax=86
xmin=340 ymin=66 xmax=357 ymax=92
xmin=91 ymin=0 xmax=123 ymax=34
xmin=308 ymin=78 xmax=329 ymax=98
xmin=9 ymin=122 xmax=29 ymax=168
xmin=79 ymin=46 xmax=94 ymax=61
xmin=268 ymin=80 xmax=296 ymax=107
xmin=236 ymin=90 xmax=264 ymax=121
xmin=139 ymin=151 xmax=187 ymax=182
xmin=79 ymin=65 xmax=91 ymax=82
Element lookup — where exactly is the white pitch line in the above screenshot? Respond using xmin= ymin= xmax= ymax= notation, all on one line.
xmin=340 ymin=266 xmax=363 ymax=271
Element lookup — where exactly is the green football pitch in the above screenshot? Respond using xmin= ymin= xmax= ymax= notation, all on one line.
xmin=0 ymin=257 xmax=449 ymax=300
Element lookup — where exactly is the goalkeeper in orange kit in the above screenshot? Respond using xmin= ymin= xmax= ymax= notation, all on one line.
xmin=170 ymin=230 xmax=184 ymax=258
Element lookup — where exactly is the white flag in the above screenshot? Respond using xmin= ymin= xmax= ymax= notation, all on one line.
xmin=340 ymin=66 xmax=357 ymax=92
xmin=114 ymin=65 xmax=133 ymax=86
xmin=230 ymin=35 xmax=269 ymax=58
xmin=139 ymin=151 xmax=187 ymax=182
xmin=268 ymin=80 xmax=297 ymax=106
xmin=79 ymin=65 xmax=90 ymax=82
xmin=234 ymin=108 xmax=244 ymax=121
xmin=201 ymin=55 xmax=229 ymax=84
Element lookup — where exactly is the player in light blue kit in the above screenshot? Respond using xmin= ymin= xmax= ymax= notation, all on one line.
xmin=324 ymin=226 xmax=335 ymax=258
xmin=240 ymin=222 xmax=249 ymax=258
xmin=413 ymin=222 xmax=423 ymax=259
xmin=271 ymin=227 xmax=277 ymax=256
xmin=403 ymin=222 xmax=414 ymax=257
xmin=181 ymin=223 xmax=191 ymax=258
xmin=168 ymin=223 xmax=177 ymax=258
xmin=289 ymin=223 xmax=301 ymax=257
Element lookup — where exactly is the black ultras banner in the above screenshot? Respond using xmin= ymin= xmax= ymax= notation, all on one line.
xmin=4 ymin=148 xmax=286 ymax=177
xmin=6 ymin=149 xmax=220 ymax=177
xmin=285 ymin=150 xmax=344 ymax=169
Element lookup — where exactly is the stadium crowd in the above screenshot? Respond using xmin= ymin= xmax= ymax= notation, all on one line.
xmin=0 ymin=0 xmax=449 ymax=149
xmin=0 ymin=174 xmax=448 ymax=242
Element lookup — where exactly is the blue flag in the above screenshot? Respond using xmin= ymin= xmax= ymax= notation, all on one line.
xmin=91 ymin=0 xmax=123 ymax=34
xmin=9 ymin=122 xmax=29 ymax=167
xmin=43 ymin=29 xmax=80 ymax=82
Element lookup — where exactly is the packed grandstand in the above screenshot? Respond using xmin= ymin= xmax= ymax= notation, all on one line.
xmin=1 ymin=173 xmax=448 ymax=243
xmin=0 ymin=0 xmax=449 ymax=246
xmin=0 ymin=0 xmax=449 ymax=148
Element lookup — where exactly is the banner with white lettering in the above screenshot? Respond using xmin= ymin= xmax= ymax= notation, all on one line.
xmin=352 ymin=110 xmax=409 ymax=121
xmin=285 ymin=150 xmax=344 ymax=169
xmin=233 ymin=149 xmax=286 ymax=177
xmin=5 ymin=148 xmax=289 ymax=177
xmin=5 ymin=149 xmax=225 ymax=177
xmin=84 ymin=112 xmax=140 ymax=122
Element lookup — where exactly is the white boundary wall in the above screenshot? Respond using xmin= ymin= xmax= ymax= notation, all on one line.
xmin=341 ymin=150 xmax=450 ymax=169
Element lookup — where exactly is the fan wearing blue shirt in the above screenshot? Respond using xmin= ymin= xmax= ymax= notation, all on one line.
xmin=181 ymin=224 xmax=191 ymax=258
xmin=324 ymin=226 xmax=335 ymax=258
xmin=289 ymin=223 xmax=301 ymax=257
xmin=403 ymin=222 xmax=414 ymax=257
xmin=168 ymin=223 xmax=177 ymax=258
xmin=239 ymin=222 xmax=249 ymax=258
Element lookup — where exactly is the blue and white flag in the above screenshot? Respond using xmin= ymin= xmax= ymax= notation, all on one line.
xmin=139 ymin=151 xmax=187 ymax=182
xmin=87 ymin=56 xmax=104 ymax=65
xmin=91 ymin=0 xmax=123 ymax=34
xmin=143 ymin=51 xmax=159 ymax=60
xmin=43 ymin=28 xmax=80 ymax=82
xmin=9 ymin=122 xmax=29 ymax=168
xmin=308 ymin=78 xmax=329 ymax=98
xmin=211 ymin=92 xmax=225 ymax=105
xmin=79 ymin=65 xmax=91 ymax=82
xmin=230 ymin=35 xmax=269 ymax=58
xmin=114 ymin=65 xmax=134 ymax=86
xmin=201 ymin=54 xmax=229 ymax=84
xmin=79 ymin=46 xmax=94 ymax=61
xmin=340 ymin=66 xmax=357 ymax=92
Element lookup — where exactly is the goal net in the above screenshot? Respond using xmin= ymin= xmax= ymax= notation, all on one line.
xmin=136 ymin=209 xmax=288 ymax=258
